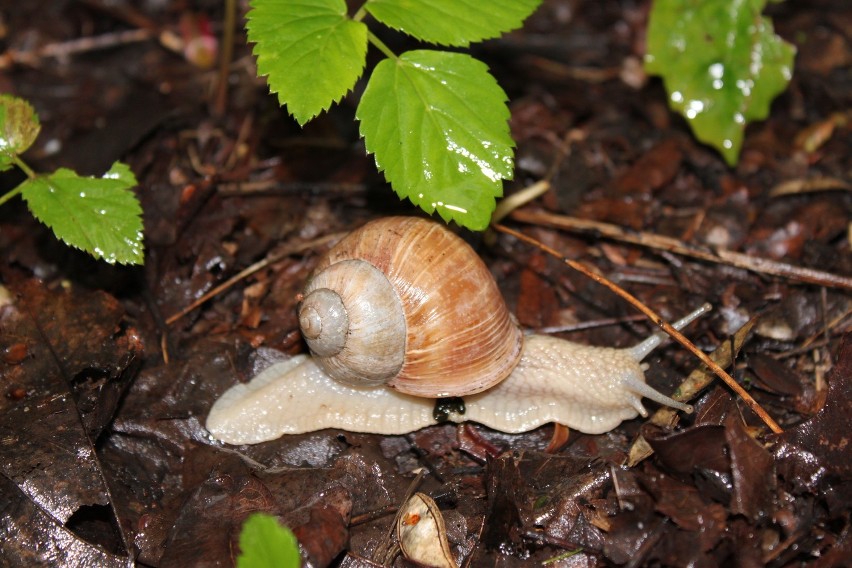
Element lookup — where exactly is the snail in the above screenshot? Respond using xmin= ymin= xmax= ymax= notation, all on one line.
xmin=206 ymin=217 xmax=709 ymax=444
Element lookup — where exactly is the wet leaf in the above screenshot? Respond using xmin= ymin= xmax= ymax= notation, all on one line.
xmin=0 ymin=94 xmax=40 ymax=170
xmin=0 ymin=280 xmax=139 ymax=563
xmin=645 ymin=465 xmax=726 ymax=542
xmin=645 ymin=0 xmax=796 ymax=165
xmin=237 ymin=513 xmax=300 ymax=568
xmin=247 ymin=0 xmax=367 ymax=125
xmin=3 ymin=280 xmax=143 ymax=439
xmin=747 ymin=353 xmax=819 ymax=414
xmin=161 ymin=474 xmax=279 ymax=566
xmin=287 ymin=486 xmax=352 ymax=566
xmin=774 ymin=336 xmax=852 ymax=515
xmin=644 ymin=424 xmax=730 ymax=475
xmin=20 ymin=162 xmax=144 ymax=264
xmin=0 ymin=476 xmax=129 ymax=567
xmin=365 ymin=0 xmax=541 ymax=47
xmin=724 ymin=413 xmax=775 ymax=522
xmin=483 ymin=452 xmax=524 ymax=551
xmin=356 ymin=50 xmax=513 ymax=230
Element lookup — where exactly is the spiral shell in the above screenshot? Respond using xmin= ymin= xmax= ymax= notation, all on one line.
xmin=298 ymin=216 xmax=524 ymax=398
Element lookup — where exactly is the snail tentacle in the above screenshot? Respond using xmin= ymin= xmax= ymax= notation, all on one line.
xmin=628 ymin=302 xmax=712 ymax=361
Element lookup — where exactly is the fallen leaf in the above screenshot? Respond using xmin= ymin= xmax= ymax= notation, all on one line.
xmin=773 ymin=336 xmax=852 ymax=516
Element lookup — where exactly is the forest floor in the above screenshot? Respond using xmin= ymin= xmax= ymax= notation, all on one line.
xmin=0 ymin=0 xmax=850 ymax=566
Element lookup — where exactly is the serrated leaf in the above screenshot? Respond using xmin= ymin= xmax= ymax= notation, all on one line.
xmin=0 ymin=94 xmax=41 ymax=171
xmin=356 ymin=50 xmax=513 ymax=231
xmin=645 ymin=0 xmax=795 ymax=165
xmin=365 ymin=0 xmax=542 ymax=47
xmin=237 ymin=513 xmax=300 ymax=568
xmin=247 ymin=0 xmax=368 ymax=125
xmin=20 ymin=162 xmax=144 ymax=265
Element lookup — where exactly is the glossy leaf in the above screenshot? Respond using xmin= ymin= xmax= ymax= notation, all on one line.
xmin=365 ymin=0 xmax=542 ymax=47
xmin=645 ymin=0 xmax=796 ymax=165
xmin=356 ymin=50 xmax=513 ymax=230
xmin=20 ymin=162 xmax=144 ymax=265
xmin=0 ymin=94 xmax=41 ymax=171
xmin=236 ymin=513 xmax=300 ymax=568
xmin=247 ymin=0 xmax=368 ymax=125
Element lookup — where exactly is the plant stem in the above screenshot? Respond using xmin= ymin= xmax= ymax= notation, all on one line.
xmin=351 ymin=4 xmax=397 ymax=61
xmin=12 ymin=155 xmax=36 ymax=179
xmin=367 ymin=31 xmax=397 ymax=61
xmin=0 ymin=186 xmax=22 ymax=207
xmin=213 ymin=0 xmax=237 ymax=117
xmin=0 ymin=155 xmax=36 ymax=207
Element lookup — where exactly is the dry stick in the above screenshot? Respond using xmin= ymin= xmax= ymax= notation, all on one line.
xmin=626 ymin=318 xmax=756 ymax=467
xmin=0 ymin=29 xmax=154 ymax=68
xmin=213 ymin=0 xmax=238 ymax=117
xmin=492 ymin=223 xmax=784 ymax=434
xmin=510 ymin=209 xmax=852 ymax=292
xmin=165 ymin=232 xmax=345 ymax=326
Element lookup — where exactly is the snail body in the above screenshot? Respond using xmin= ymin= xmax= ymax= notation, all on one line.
xmin=206 ymin=217 xmax=706 ymax=444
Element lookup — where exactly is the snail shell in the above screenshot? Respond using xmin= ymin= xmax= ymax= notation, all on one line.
xmin=205 ymin=217 xmax=708 ymax=444
xmin=298 ymin=216 xmax=524 ymax=397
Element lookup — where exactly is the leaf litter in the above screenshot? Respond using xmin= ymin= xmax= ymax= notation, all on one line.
xmin=0 ymin=0 xmax=850 ymax=566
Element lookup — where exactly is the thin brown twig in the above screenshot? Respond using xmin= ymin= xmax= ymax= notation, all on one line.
xmin=165 ymin=232 xmax=345 ymax=326
xmin=493 ymin=223 xmax=784 ymax=434
xmin=627 ymin=318 xmax=756 ymax=467
xmin=510 ymin=209 xmax=852 ymax=291
xmin=0 ymin=29 xmax=154 ymax=68
xmin=213 ymin=0 xmax=237 ymax=116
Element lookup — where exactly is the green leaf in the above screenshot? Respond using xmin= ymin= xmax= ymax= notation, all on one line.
xmin=0 ymin=94 xmax=41 ymax=170
xmin=247 ymin=0 xmax=368 ymax=125
xmin=645 ymin=0 xmax=795 ymax=165
xmin=237 ymin=513 xmax=300 ymax=568
xmin=365 ymin=0 xmax=542 ymax=47
xmin=356 ymin=51 xmax=513 ymax=231
xmin=20 ymin=162 xmax=144 ymax=265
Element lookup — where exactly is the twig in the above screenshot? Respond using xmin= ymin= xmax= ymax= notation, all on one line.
xmin=213 ymin=0 xmax=237 ymax=116
xmin=492 ymin=223 xmax=784 ymax=434
xmin=165 ymin=232 xmax=345 ymax=325
xmin=349 ymin=505 xmax=400 ymax=527
xmin=510 ymin=209 xmax=852 ymax=291
xmin=491 ymin=180 xmax=551 ymax=224
xmin=535 ymin=313 xmax=646 ymax=334
xmin=217 ymin=180 xmax=367 ymax=196
xmin=627 ymin=318 xmax=757 ymax=467
xmin=0 ymin=29 xmax=154 ymax=68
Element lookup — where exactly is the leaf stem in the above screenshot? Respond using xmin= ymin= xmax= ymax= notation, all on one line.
xmin=0 ymin=155 xmax=37 ymax=207
xmin=0 ymin=186 xmax=22 ymax=207
xmin=352 ymin=5 xmax=367 ymax=22
xmin=12 ymin=155 xmax=36 ymax=179
xmin=367 ymin=30 xmax=397 ymax=61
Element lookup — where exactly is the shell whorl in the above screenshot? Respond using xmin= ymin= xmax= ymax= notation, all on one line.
xmin=302 ymin=216 xmax=524 ymax=398
xmin=300 ymin=259 xmax=406 ymax=386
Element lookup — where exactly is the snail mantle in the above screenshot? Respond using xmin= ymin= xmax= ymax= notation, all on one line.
xmin=206 ymin=216 xmax=708 ymax=444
